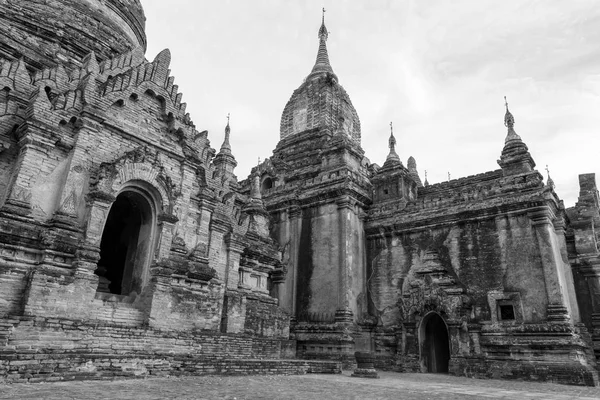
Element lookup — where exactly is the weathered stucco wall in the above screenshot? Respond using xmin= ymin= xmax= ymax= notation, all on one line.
xmin=0 ymin=8 xmax=289 ymax=372
xmin=301 ymin=204 xmax=339 ymax=318
xmin=367 ymin=213 xmax=549 ymax=328
xmin=2 ymin=0 xmax=600 ymax=386
xmin=271 ymin=201 xmax=366 ymax=322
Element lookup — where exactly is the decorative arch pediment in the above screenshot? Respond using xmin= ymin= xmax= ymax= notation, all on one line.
xmin=100 ymin=82 xmax=191 ymax=150
xmin=398 ymin=283 xmax=451 ymax=323
xmin=90 ymin=146 xmax=180 ymax=213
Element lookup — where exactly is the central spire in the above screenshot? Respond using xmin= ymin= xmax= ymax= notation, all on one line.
xmin=308 ymin=8 xmax=337 ymax=81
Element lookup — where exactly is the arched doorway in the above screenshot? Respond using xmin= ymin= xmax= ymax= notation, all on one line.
xmin=95 ymin=188 xmax=156 ymax=296
xmin=419 ymin=312 xmax=450 ymax=373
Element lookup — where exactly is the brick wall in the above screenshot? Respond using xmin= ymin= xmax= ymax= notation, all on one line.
xmin=0 ymin=315 xmax=334 ymax=383
xmin=0 ymin=267 xmax=27 ymax=317
xmin=244 ymin=295 xmax=289 ymax=338
xmin=0 ymin=0 xmax=144 ymax=71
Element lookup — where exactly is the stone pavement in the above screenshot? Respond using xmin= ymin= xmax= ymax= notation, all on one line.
xmin=1 ymin=371 xmax=600 ymax=400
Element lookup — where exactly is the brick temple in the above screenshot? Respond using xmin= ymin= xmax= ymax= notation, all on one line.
xmin=1 ymin=0 xmax=600 ymax=386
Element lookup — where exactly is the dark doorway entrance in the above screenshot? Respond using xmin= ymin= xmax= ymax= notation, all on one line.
xmin=421 ymin=312 xmax=450 ymax=373
xmin=95 ymin=190 xmax=153 ymax=295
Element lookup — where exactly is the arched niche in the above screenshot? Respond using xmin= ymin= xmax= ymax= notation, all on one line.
xmin=94 ymin=182 xmax=160 ymax=296
xmin=261 ymin=176 xmax=273 ymax=191
xmin=418 ymin=311 xmax=451 ymax=373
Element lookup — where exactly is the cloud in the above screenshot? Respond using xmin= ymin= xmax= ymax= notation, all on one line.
xmin=143 ymin=0 xmax=600 ymax=206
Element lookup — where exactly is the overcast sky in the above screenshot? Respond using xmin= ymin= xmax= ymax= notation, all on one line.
xmin=142 ymin=0 xmax=600 ymax=207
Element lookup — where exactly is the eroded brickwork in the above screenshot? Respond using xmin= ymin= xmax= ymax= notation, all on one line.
xmin=0 ymin=0 xmax=299 ymax=383
xmin=0 ymin=0 xmax=599 ymax=387
xmin=361 ymin=112 xmax=597 ymax=385
xmin=0 ymin=316 xmax=336 ymax=382
xmin=0 ymin=0 xmax=145 ymax=71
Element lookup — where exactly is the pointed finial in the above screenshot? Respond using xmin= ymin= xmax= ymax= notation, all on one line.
xmin=448 ymin=172 xmax=451 ymax=181
xmin=504 ymin=96 xmax=515 ymax=129
xmin=385 ymin=121 xmax=401 ymax=164
xmin=224 ymin=113 xmax=231 ymax=139
xmin=220 ymin=113 xmax=232 ymax=153
xmin=424 ymin=170 xmax=429 ymax=187
xmin=319 ymin=8 xmax=328 ymax=40
xmin=389 ymin=122 xmax=396 ymax=150
xmin=251 ymin=165 xmax=262 ymax=200
xmin=503 ymin=96 xmax=521 ymax=143
xmin=318 ymin=7 xmax=329 ymax=41
xmin=309 ymin=8 xmax=336 ymax=80
xmin=546 ymin=164 xmax=555 ymax=189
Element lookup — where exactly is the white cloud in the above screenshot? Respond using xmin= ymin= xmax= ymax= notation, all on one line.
xmin=142 ymin=0 xmax=600 ymax=205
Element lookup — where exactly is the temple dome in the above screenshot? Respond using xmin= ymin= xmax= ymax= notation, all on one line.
xmin=279 ymin=15 xmax=361 ymax=143
xmin=0 ymin=0 xmax=146 ymax=71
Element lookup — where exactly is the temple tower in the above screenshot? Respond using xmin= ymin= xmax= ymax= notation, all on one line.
xmin=259 ymin=11 xmax=372 ymax=363
xmin=213 ymin=115 xmax=238 ymax=179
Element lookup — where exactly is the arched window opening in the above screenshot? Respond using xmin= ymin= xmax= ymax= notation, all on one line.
xmin=261 ymin=177 xmax=273 ymax=191
xmin=0 ymin=87 xmax=10 ymax=103
xmin=95 ymin=189 xmax=155 ymax=296
xmin=44 ymin=86 xmax=57 ymax=102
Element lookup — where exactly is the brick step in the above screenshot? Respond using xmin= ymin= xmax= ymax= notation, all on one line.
xmin=0 ymin=357 xmax=342 ymax=383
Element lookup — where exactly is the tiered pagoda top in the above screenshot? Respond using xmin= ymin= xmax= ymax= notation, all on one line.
xmin=279 ymin=11 xmax=361 ymax=143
